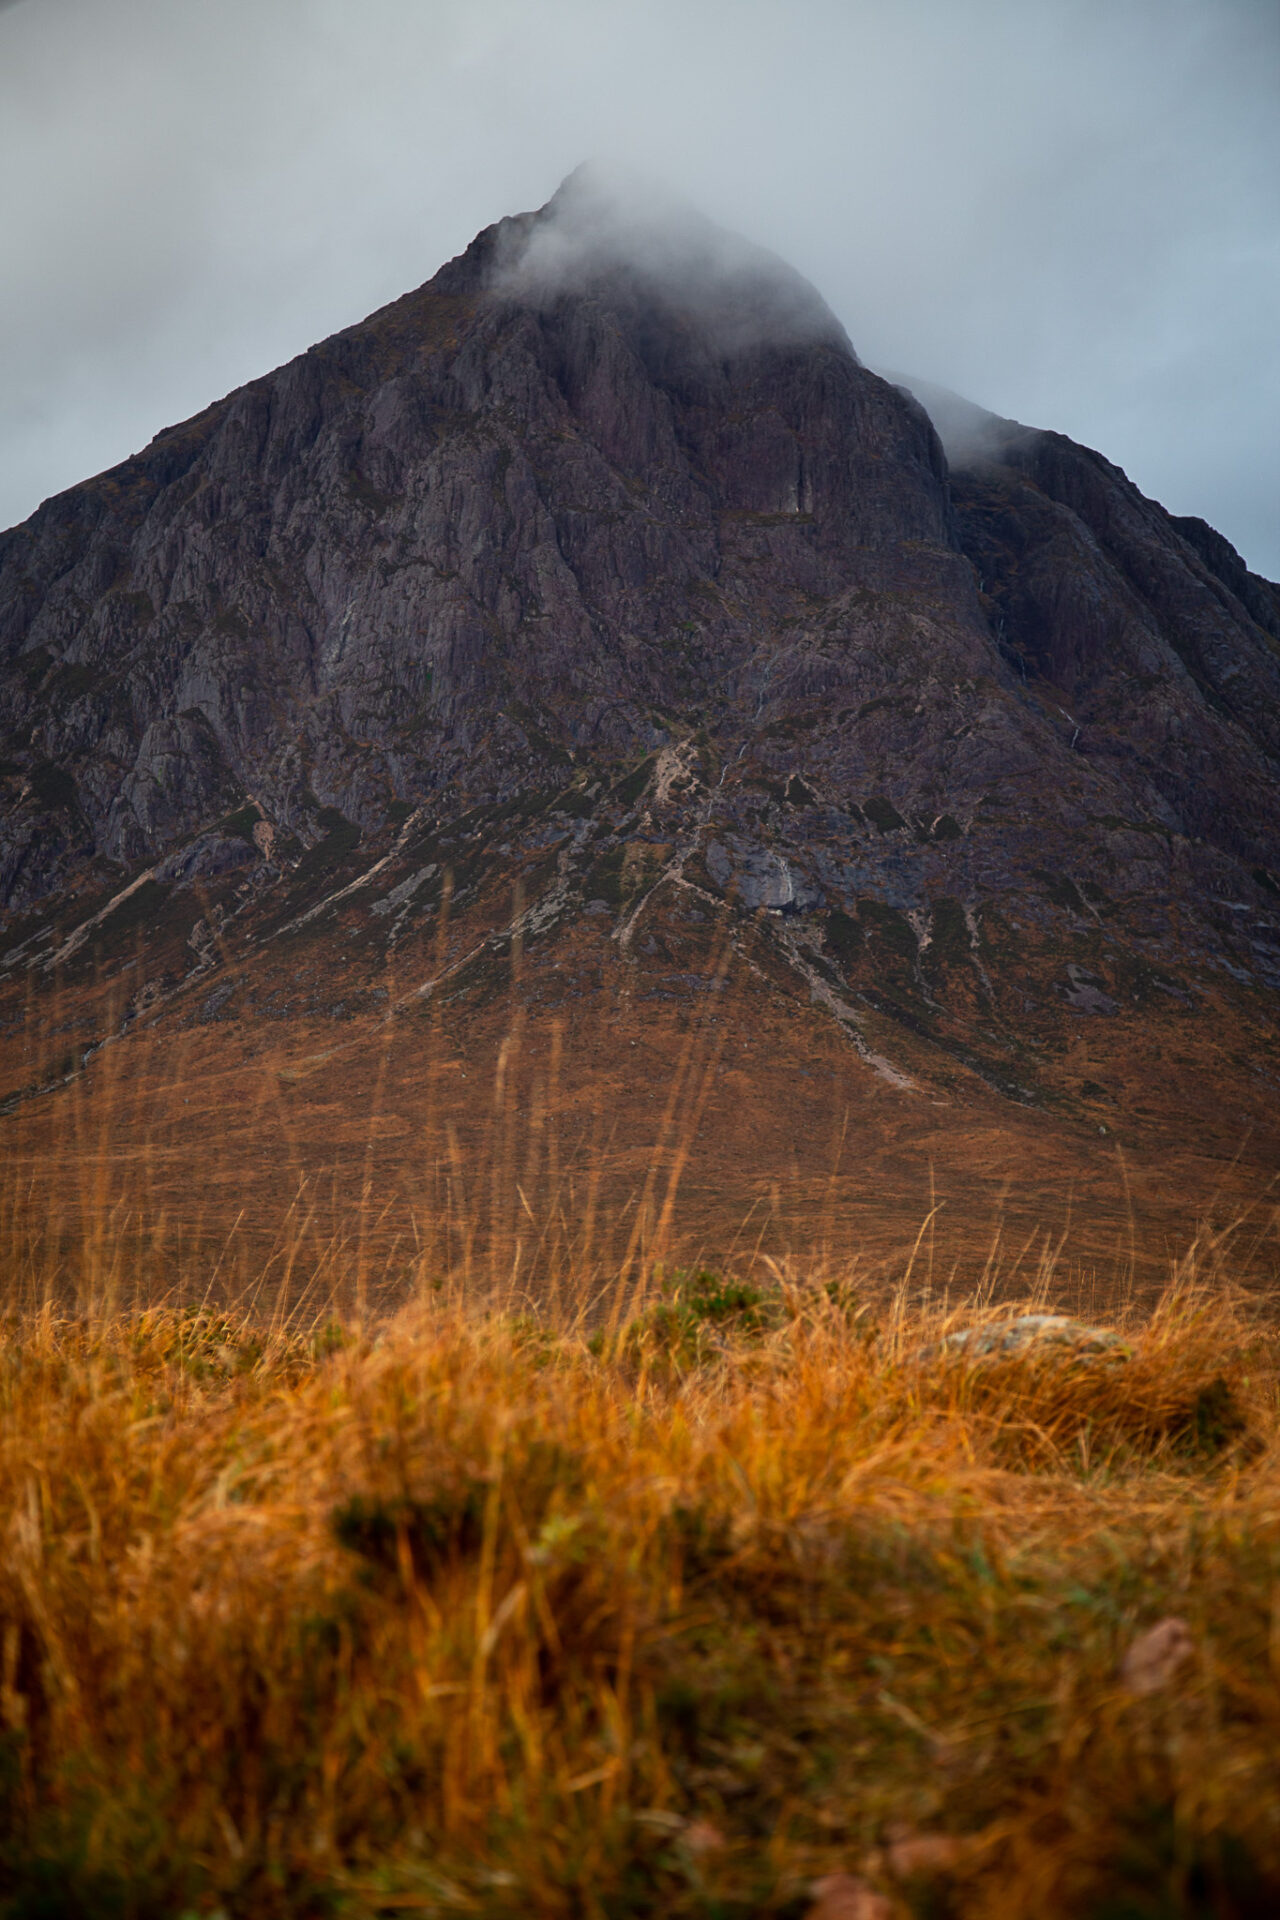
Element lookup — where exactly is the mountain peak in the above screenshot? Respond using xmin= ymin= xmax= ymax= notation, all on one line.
xmin=435 ymin=162 xmax=852 ymax=358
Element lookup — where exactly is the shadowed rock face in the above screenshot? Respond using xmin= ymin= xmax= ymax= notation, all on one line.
xmin=948 ymin=421 xmax=1280 ymax=861
xmin=2 ymin=169 xmax=1280 ymax=1152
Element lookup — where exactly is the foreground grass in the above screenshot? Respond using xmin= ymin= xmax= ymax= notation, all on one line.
xmin=0 ymin=1272 xmax=1277 ymax=1918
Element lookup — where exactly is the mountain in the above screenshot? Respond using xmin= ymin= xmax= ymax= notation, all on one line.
xmin=3 ymin=167 xmax=1279 ymax=1287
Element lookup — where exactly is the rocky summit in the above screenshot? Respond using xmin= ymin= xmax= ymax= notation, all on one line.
xmin=3 ymin=167 xmax=1279 ymax=1284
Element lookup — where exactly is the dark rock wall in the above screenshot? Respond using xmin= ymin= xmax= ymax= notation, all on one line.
xmin=950 ymin=426 xmax=1280 ymax=866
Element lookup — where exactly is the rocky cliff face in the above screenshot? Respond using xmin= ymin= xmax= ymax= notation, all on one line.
xmin=2 ymin=168 xmax=1279 ymax=1171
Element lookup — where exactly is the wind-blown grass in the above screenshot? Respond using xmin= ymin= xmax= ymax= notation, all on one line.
xmin=0 ymin=1271 xmax=1277 ymax=1917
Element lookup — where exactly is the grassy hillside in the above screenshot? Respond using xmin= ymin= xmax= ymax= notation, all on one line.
xmin=0 ymin=1263 xmax=1276 ymax=1918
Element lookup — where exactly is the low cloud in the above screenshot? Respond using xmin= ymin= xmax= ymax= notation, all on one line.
xmin=490 ymin=161 xmax=850 ymax=356
xmin=882 ymin=374 xmax=1022 ymax=468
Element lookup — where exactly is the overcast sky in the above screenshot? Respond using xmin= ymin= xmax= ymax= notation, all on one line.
xmin=2 ymin=0 xmax=1277 ymax=574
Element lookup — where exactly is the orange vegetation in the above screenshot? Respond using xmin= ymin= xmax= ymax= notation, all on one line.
xmin=0 ymin=1252 xmax=1276 ymax=1916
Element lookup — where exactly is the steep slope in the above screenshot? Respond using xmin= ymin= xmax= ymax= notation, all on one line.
xmin=2 ymin=169 xmax=1279 ymax=1285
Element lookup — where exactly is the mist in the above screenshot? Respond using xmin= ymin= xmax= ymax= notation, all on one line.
xmin=2 ymin=0 xmax=1277 ymax=574
xmin=488 ymin=161 xmax=852 ymax=357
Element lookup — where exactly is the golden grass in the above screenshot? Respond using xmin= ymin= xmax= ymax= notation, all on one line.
xmin=0 ymin=1263 xmax=1277 ymax=1918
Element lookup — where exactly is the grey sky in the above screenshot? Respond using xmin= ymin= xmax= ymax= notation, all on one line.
xmin=2 ymin=0 xmax=1277 ymax=574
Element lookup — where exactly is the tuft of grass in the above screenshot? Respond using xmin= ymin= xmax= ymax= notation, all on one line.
xmin=617 ymin=1267 xmax=784 ymax=1369
xmin=0 ymin=1278 xmax=1277 ymax=1916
